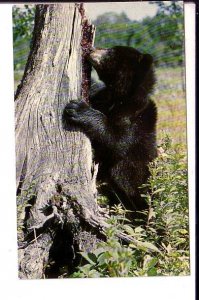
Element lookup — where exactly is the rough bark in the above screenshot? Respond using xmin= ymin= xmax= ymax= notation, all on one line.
xmin=15 ymin=3 xmax=102 ymax=279
xmin=15 ymin=3 xmax=138 ymax=279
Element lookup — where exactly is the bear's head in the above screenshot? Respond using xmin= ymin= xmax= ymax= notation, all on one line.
xmin=88 ymin=46 xmax=155 ymax=101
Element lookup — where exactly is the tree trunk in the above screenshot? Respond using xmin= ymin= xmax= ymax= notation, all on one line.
xmin=15 ymin=3 xmax=102 ymax=279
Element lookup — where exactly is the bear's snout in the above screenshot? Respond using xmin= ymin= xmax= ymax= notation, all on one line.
xmin=88 ymin=48 xmax=110 ymax=66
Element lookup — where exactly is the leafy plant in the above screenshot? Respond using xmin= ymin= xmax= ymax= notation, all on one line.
xmin=13 ymin=5 xmax=35 ymax=42
xmin=71 ymin=136 xmax=189 ymax=278
xmin=13 ymin=5 xmax=35 ymax=71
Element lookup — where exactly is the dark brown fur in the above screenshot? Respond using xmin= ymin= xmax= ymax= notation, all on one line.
xmin=63 ymin=46 xmax=157 ymax=211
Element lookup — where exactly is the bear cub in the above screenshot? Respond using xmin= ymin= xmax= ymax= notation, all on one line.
xmin=64 ymin=46 xmax=157 ymax=212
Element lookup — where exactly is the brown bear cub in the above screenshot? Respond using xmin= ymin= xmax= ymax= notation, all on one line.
xmin=63 ymin=46 xmax=157 ymax=212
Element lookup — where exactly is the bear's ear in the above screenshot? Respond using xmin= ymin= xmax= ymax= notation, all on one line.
xmin=140 ymin=53 xmax=153 ymax=70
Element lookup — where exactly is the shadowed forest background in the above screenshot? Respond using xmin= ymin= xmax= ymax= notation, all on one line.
xmin=14 ymin=2 xmax=189 ymax=278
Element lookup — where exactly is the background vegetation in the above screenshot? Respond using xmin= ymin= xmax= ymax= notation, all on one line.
xmin=71 ymin=136 xmax=189 ymax=278
xmin=13 ymin=2 xmax=186 ymax=145
xmin=13 ymin=2 xmax=189 ymax=277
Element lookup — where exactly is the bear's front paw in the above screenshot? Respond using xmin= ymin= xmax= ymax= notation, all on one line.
xmin=63 ymin=100 xmax=90 ymax=124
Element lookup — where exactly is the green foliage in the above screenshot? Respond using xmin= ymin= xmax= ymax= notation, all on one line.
xmin=93 ymin=12 xmax=132 ymax=48
xmin=150 ymin=1 xmax=183 ymax=15
xmin=148 ymin=2 xmax=184 ymax=66
xmin=13 ymin=5 xmax=35 ymax=42
xmin=71 ymin=136 xmax=189 ymax=278
xmin=13 ymin=3 xmax=185 ymax=90
xmin=93 ymin=3 xmax=184 ymax=67
xmin=13 ymin=5 xmax=35 ymax=70
xmin=143 ymin=137 xmax=189 ymax=250
xmin=13 ymin=2 xmax=184 ymax=74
